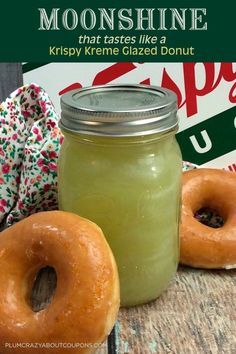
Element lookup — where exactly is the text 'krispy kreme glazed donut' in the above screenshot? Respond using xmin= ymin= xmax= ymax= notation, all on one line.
xmin=0 ymin=211 xmax=120 ymax=354
xmin=180 ymin=168 xmax=236 ymax=269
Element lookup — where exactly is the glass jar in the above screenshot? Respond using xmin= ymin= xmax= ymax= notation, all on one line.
xmin=58 ymin=84 xmax=182 ymax=307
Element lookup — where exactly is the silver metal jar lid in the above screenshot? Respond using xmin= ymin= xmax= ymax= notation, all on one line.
xmin=60 ymin=84 xmax=178 ymax=137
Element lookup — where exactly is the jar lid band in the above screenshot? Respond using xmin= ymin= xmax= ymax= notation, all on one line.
xmin=60 ymin=84 xmax=178 ymax=137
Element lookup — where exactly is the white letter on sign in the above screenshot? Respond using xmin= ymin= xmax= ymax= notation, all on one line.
xmin=189 ymin=130 xmax=212 ymax=153
xmin=38 ymin=8 xmax=60 ymax=30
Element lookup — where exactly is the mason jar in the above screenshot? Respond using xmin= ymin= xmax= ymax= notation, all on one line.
xmin=58 ymin=84 xmax=182 ymax=307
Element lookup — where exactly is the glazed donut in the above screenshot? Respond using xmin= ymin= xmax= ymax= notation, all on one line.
xmin=180 ymin=168 xmax=236 ymax=269
xmin=0 ymin=211 xmax=120 ymax=353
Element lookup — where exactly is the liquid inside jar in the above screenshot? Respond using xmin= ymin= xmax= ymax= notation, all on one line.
xmin=58 ymin=131 xmax=182 ymax=306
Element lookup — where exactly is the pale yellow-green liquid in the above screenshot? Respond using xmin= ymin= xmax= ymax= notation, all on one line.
xmin=58 ymin=132 xmax=182 ymax=306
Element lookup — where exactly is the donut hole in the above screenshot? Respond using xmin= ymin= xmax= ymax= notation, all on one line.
xmin=194 ymin=207 xmax=224 ymax=228
xmin=30 ymin=266 xmax=57 ymax=312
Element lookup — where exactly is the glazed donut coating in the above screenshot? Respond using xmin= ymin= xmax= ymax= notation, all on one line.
xmin=0 ymin=211 xmax=120 ymax=353
xmin=180 ymin=168 xmax=236 ymax=269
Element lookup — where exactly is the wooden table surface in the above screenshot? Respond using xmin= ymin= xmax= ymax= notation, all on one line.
xmin=33 ymin=265 xmax=236 ymax=354
xmin=97 ymin=266 xmax=236 ymax=354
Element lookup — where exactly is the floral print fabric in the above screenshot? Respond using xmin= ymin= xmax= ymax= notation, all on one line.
xmin=0 ymin=84 xmax=63 ymax=228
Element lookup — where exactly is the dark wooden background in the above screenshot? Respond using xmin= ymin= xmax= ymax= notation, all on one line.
xmin=0 ymin=63 xmax=23 ymax=102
